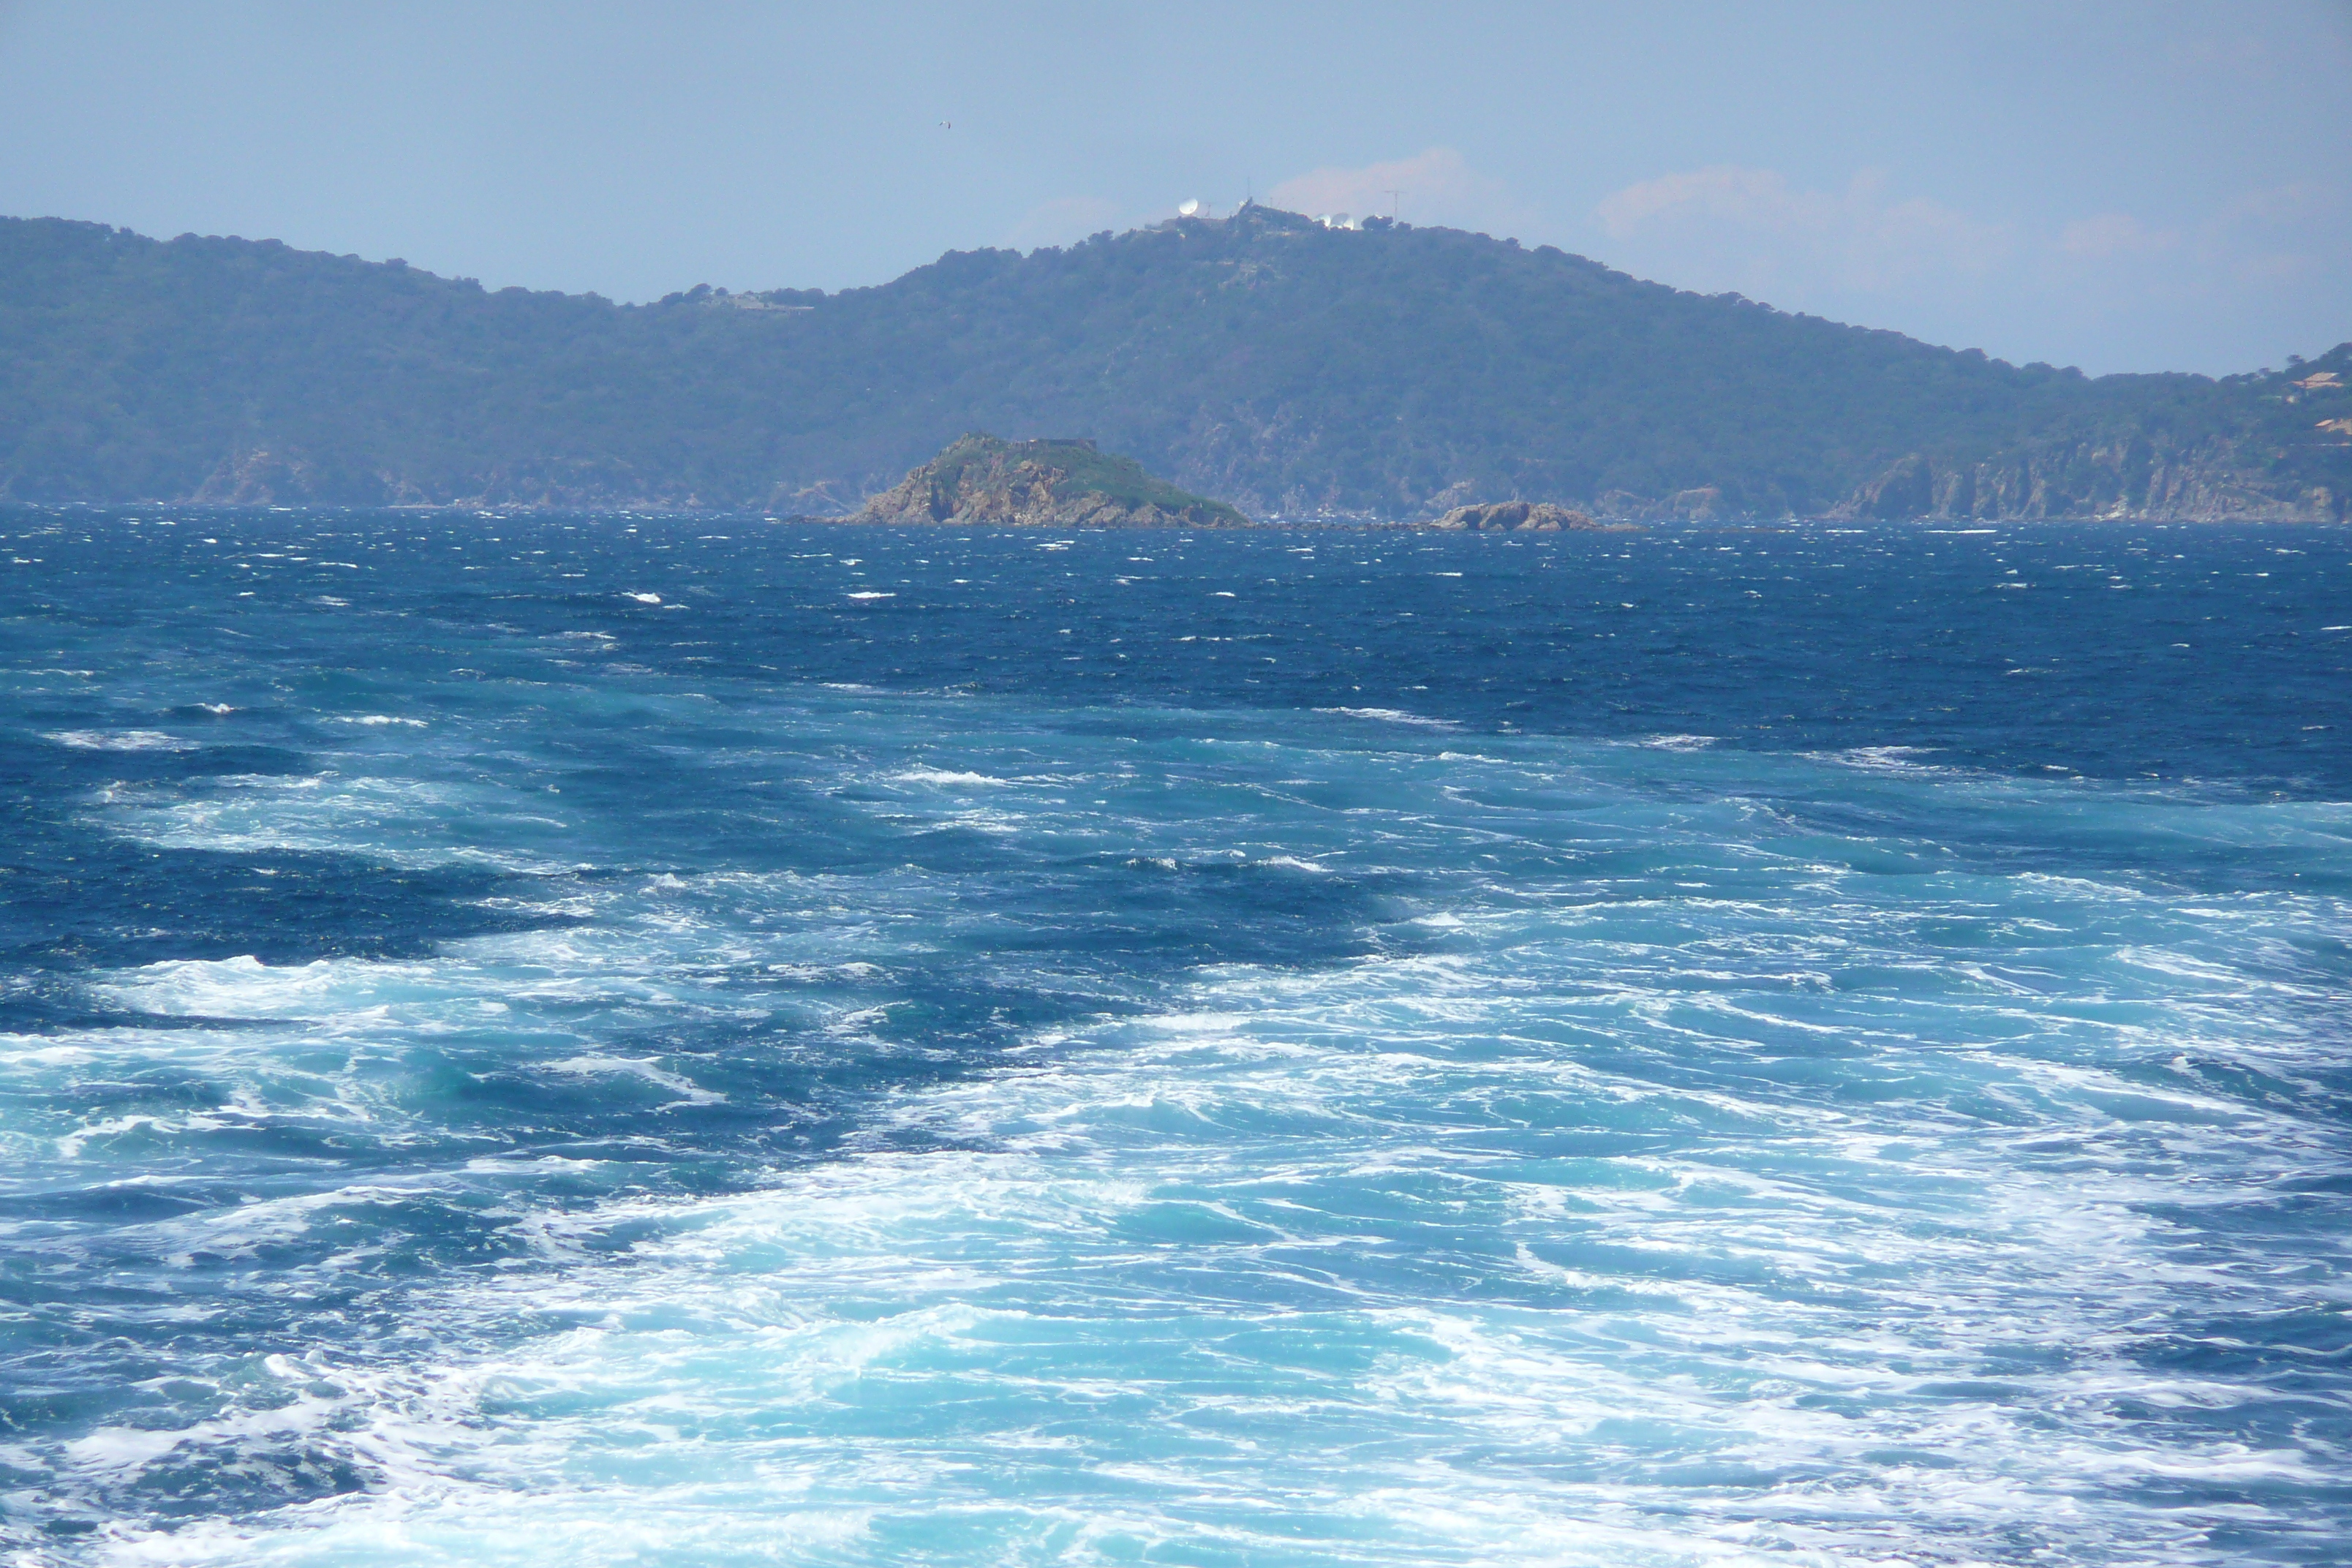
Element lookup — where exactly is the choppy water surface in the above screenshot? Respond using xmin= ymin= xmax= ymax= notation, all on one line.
xmin=3 ymin=512 xmax=2349 ymax=1566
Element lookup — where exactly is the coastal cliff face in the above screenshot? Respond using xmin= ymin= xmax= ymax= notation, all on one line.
xmin=1834 ymin=352 xmax=2352 ymax=523
xmin=1839 ymin=435 xmax=2343 ymax=523
xmin=188 ymin=448 xmax=323 ymax=505
xmin=186 ymin=448 xmax=674 ymax=510
xmin=852 ymin=434 xmax=1252 ymax=528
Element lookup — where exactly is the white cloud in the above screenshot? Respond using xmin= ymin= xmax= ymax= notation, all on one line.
xmin=1595 ymin=165 xmax=2010 ymax=294
xmin=1267 ymin=147 xmax=1528 ymax=232
xmin=2201 ymin=181 xmax=2343 ymax=287
xmin=2046 ymin=184 xmax=2346 ymax=298
xmin=2059 ymin=211 xmax=2178 ymax=259
xmin=2212 ymin=181 xmax=2334 ymax=228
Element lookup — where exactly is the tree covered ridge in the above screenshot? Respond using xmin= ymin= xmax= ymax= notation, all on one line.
xmin=0 ymin=208 xmax=2343 ymax=518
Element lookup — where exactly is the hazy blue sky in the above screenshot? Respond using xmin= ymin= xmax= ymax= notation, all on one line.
xmin=2 ymin=1 xmax=2345 ymax=375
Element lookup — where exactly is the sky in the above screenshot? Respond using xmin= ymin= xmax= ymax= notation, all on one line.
xmin=1 ymin=0 xmax=2345 ymax=377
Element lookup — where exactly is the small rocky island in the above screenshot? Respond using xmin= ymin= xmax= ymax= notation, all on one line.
xmin=1427 ymin=500 xmax=1621 ymax=532
xmin=851 ymin=434 xmax=1251 ymax=528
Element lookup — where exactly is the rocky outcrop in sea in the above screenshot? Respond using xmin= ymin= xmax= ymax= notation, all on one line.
xmin=1426 ymin=500 xmax=1618 ymax=531
xmin=852 ymin=434 xmax=1251 ymax=528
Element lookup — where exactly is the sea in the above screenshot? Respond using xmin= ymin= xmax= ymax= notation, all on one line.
xmin=2 ymin=510 xmax=2348 ymax=1567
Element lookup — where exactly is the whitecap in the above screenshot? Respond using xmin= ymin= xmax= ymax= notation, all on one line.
xmin=543 ymin=1055 xmax=724 ymax=1106
xmin=890 ymin=769 xmax=1010 ymax=788
xmin=1828 ymin=744 xmax=1940 ymax=771
xmin=45 ymin=729 xmax=196 ymax=751
xmin=1314 ymin=706 xmax=1460 ymax=730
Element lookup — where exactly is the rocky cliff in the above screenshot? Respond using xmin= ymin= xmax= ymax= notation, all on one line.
xmin=851 ymin=434 xmax=1252 ymax=528
xmin=1833 ymin=346 xmax=2352 ymax=523
xmin=1839 ymin=434 xmax=2342 ymax=523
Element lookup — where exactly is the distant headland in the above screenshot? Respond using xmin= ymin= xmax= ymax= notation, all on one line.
xmin=0 ymin=207 xmax=2345 ymax=521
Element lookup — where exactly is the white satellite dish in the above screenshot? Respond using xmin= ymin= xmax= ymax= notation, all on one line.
xmin=1177 ymin=199 xmax=1200 ymax=217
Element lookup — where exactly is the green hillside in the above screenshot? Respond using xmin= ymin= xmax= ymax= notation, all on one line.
xmin=0 ymin=208 xmax=2343 ymax=519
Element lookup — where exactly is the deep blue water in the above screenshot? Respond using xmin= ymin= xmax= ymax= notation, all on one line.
xmin=2 ymin=510 xmax=2350 ymax=1566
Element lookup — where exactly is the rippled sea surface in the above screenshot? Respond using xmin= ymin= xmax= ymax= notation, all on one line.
xmin=3 ymin=511 xmax=2350 ymax=1566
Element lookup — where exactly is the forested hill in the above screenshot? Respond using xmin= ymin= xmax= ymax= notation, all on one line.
xmin=1 ymin=208 xmax=2344 ymax=519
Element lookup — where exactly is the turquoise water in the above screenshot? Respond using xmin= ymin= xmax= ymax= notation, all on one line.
xmin=2 ymin=513 xmax=2348 ymax=1564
